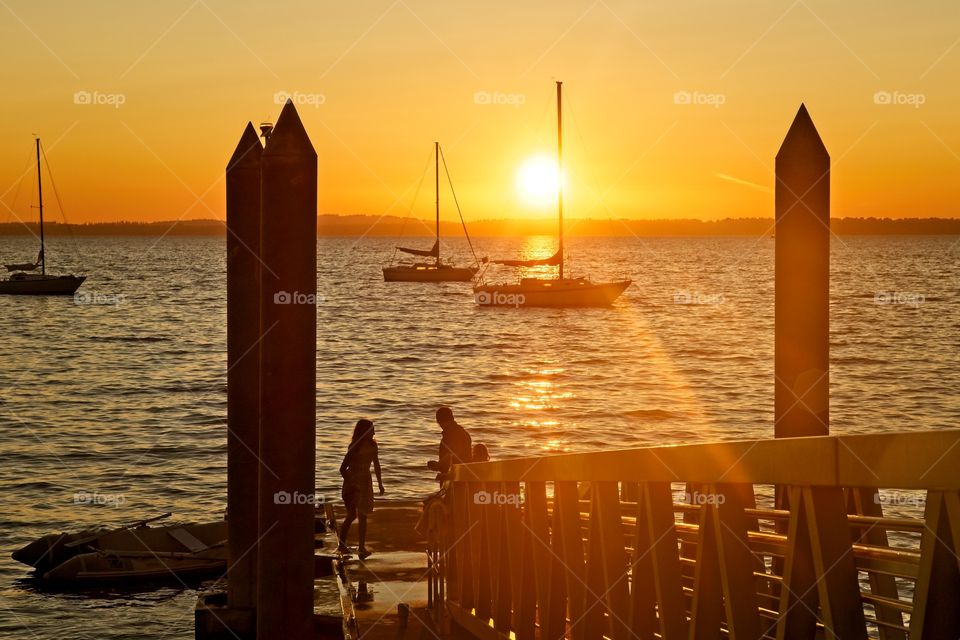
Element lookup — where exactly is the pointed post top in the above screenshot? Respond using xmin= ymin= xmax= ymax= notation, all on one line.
xmin=263 ymin=100 xmax=316 ymax=158
xmin=227 ymin=122 xmax=263 ymax=172
xmin=777 ymin=103 xmax=828 ymax=161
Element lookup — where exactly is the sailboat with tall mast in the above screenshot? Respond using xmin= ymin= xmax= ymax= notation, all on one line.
xmin=0 ymin=138 xmax=85 ymax=295
xmin=473 ymin=82 xmax=631 ymax=307
xmin=383 ymin=141 xmax=479 ymax=282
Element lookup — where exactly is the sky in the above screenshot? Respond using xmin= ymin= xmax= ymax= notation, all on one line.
xmin=0 ymin=0 xmax=957 ymax=224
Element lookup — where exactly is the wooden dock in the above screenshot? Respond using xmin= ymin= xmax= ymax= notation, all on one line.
xmin=439 ymin=430 xmax=960 ymax=639
xmin=329 ymin=501 xmax=438 ymax=640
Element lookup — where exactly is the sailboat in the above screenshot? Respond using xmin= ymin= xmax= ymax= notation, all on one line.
xmin=0 ymin=138 xmax=85 ymax=295
xmin=382 ymin=142 xmax=479 ymax=282
xmin=473 ymin=82 xmax=631 ymax=307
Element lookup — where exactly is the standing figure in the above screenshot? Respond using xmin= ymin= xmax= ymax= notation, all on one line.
xmin=339 ymin=419 xmax=385 ymax=558
xmin=427 ymin=406 xmax=472 ymax=484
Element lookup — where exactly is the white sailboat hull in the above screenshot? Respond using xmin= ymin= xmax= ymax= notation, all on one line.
xmin=474 ymin=278 xmax=631 ymax=307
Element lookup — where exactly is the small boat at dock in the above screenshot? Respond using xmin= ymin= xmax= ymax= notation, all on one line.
xmin=13 ymin=513 xmax=227 ymax=586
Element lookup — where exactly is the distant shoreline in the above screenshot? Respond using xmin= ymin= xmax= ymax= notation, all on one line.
xmin=1 ymin=216 xmax=958 ymax=237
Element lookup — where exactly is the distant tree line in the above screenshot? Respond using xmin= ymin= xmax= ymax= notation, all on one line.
xmin=0 ymin=216 xmax=957 ymax=237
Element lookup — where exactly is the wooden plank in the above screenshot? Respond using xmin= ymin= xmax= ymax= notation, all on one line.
xmin=472 ymin=483 xmax=492 ymax=622
xmin=451 ymin=482 xmax=474 ymax=608
xmin=452 ymin=437 xmax=839 ymax=486
xmin=711 ymin=484 xmax=761 ymax=639
xmin=910 ymin=490 xmax=960 ymax=639
xmin=484 ymin=482 xmax=512 ymax=632
xmin=450 ymin=431 xmax=960 ymax=488
xmin=505 ymin=481 xmax=536 ymax=640
xmin=689 ymin=500 xmax=723 ymax=639
xmin=776 ymin=486 xmax=818 ymax=640
xmin=804 ymin=486 xmax=867 ymax=640
xmin=644 ymin=482 xmax=688 ymax=639
xmin=593 ymin=481 xmax=631 ymax=640
xmin=583 ymin=490 xmax=608 ymax=640
xmin=527 ymin=481 xmax=566 ymax=640
xmin=628 ymin=483 xmax=659 ymax=639
xmin=556 ymin=480 xmax=588 ymax=640
xmin=838 ymin=431 xmax=960 ymax=490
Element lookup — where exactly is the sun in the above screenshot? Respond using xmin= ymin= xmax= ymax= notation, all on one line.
xmin=516 ymin=154 xmax=561 ymax=206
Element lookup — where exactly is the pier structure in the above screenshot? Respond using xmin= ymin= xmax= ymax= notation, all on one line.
xmin=432 ymin=107 xmax=960 ymax=639
xmin=198 ymin=104 xmax=960 ymax=640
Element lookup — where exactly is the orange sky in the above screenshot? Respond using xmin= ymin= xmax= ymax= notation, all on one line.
xmin=0 ymin=1 xmax=957 ymax=224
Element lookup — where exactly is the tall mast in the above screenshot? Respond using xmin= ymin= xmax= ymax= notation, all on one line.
xmin=36 ymin=138 xmax=45 ymax=276
xmin=556 ymin=81 xmax=564 ymax=281
xmin=435 ymin=141 xmax=440 ymax=268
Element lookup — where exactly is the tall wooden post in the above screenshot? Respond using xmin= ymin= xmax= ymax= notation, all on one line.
xmin=775 ymin=104 xmax=830 ymax=438
xmin=226 ymin=123 xmax=263 ymax=616
xmin=256 ymin=100 xmax=318 ymax=639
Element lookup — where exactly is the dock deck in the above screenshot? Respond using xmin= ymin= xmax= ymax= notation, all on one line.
xmin=329 ymin=500 xmax=441 ymax=639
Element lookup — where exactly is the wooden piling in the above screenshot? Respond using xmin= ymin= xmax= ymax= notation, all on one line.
xmin=775 ymin=104 xmax=830 ymax=438
xmin=225 ymin=122 xmax=263 ymax=618
xmin=256 ymin=100 xmax=318 ymax=640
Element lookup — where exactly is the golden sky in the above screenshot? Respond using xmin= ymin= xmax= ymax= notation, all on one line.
xmin=0 ymin=0 xmax=957 ymax=224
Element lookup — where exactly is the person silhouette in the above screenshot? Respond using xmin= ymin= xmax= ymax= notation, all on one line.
xmin=338 ymin=419 xmax=384 ymax=558
xmin=471 ymin=442 xmax=489 ymax=462
xmin=426 ymin=406 xmax=472 ymax=483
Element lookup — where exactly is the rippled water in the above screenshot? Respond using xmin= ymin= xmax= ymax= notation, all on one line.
xmin=0 ymin=234 xmax=956 ymax=639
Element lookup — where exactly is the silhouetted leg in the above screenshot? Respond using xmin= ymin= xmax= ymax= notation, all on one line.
xmin=339 ymin=507 xmax=356 ymax=551
xmin=358 ymin=514 xmax=368 ymax=556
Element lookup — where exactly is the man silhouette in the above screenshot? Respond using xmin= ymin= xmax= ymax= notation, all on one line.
xmin=427 ymin=406 xmax=472 ymax=482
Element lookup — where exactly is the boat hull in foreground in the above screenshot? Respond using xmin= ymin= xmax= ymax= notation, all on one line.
xmin=0 ymin=273 xmax=85 ymax=295
xmin=42 ymin=546 xmax=227 ymax=585
xmin=14 ymin=520 xmax=227 ymax=586
xmin=474 ymin=278 xmax=631 ymax=307
xmin=383 ymin=264 xmax=477 ymax=282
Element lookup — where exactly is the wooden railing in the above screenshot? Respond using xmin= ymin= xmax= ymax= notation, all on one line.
xmin=430 ymin=430 xmax=960 ymax=640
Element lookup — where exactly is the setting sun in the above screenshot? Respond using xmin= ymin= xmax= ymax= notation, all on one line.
xmin=515 ymin=154 xmax=561 ymax=207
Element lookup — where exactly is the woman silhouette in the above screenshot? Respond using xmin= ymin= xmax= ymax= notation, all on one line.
xmin=338 ymin=419 xmax=384 ymax=558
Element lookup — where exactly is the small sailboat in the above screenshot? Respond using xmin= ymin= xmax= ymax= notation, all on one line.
xmin=0 ymin=138 xmax=85 ymax=295
xmin=383 ymin=141 xmax=480 ymax=282
xmin=474 ymin=82 xmax=631 ymax=307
